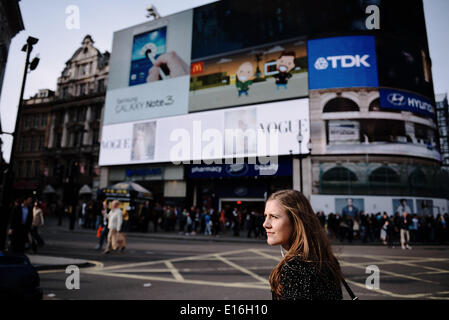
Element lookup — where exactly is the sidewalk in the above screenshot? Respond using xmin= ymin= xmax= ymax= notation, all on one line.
xmin=44 ymin=216 xmax=265 ymax=244
xmin=28 ymin=254 xmax=92 ymax=271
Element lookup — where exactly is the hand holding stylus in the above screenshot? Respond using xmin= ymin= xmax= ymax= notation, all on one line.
xmin=147 ymin=52 xmax=189 ymax=82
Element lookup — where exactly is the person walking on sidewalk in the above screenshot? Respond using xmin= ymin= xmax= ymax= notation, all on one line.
xmin=8 ymin=197 xmax=34 ymax=253
xmin=104 ymin=200 xmax=123 ymax=254
xmin=263 ymin=190 xmax=343 ymax=300
xmin=95 ymin=200 xmax=109 ymax=250
xmin=399 ymin=211 xmax=412 ymax=250
xmin=30 ymin=200 xmax=45 ymax=252
xmin=204 ymin=213 xmax=212 ymax=236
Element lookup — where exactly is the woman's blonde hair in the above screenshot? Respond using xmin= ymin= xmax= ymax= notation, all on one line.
xmin=267 ymin=190 xmax=342 ymax=299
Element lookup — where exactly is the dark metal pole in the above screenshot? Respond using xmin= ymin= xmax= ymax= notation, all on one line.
xmin=0 ymin=38 xmax=36 ymax=250
xmin=299 ymin=147 xmax=303 ymax=193
xmin=10 ymin=43 xmax=33 ymax=171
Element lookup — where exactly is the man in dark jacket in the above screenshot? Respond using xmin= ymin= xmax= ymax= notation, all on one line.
xmin=140 ymin=200 xmax=152 ymax=233
xmin=399 ymin=212 xmax=412 ymax=250
xmin=8 ymin=197 xmax=33 ymax=253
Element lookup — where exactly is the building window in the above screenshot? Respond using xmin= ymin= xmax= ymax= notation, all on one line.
xmin=25 ymin=161 xmax=32 ymax=178
xmin=20 ymin=137 xmax=27 ymax=152
xmin=322 ymin=167 xmax=358 ymax=182
xmin=34 ymin=161 xmax=40 ymax=178
xmin=369 ymin=167 xmax=400 ymax=183
xmin=56 ymin=111 xmax=64 ymax=124
xmin=92 ymin=129 xmax=99 ymax=144
xmin=76 ymin=108 xmax=85 ymax=122
xmin=94 ymin=105 xmax=102 ymax=120
xmin=24 ymin=115 xmax=31 ymax=129
xmin=409 ymin=169 xmax=427 ymax=187
xmin=29 ymin=136 xmax=35 ymax=152
xmin=79 ymin=83 xmax=86 ymax=96
xmin=73 ymin=131 xmax=84 ymax=147
xmin=323 ymin=98 xmax=359 ymax=113
xmin=41 ymin=114 xmax=47 ymax=127
xmin=38 ymin=135 xmax=44 ymax=151
xmin=33 ymin=114 xmax=39 ymax=127
xmin=80 ymin=64 xmax=89 ymax=76
xmin=17 ymin=161 xmax=23 ymax=178
xmin=62 ymin=87 xmax=69 ymax=98
xmin=98 ymin=79 xmax=105 ymax=92
xmin=56 ymin=133 xmax=62 ymax=148
xmin=369 ymin=98 xmax=401 ymax=113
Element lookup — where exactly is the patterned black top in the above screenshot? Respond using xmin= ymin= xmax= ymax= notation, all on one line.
xmin=273 ymin=257 xmax=343 ymax=300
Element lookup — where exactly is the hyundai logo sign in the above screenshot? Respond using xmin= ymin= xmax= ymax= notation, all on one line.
xmin=387 ymin=93 xmax=407 ymax=106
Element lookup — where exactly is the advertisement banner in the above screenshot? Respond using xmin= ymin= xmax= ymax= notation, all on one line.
xmin=308 ymin=36 xmax=379 ymax=90
xmin=104 ymin=10 xmax=193 ymax=125
xmin=99 ymin=98 xmax=310 ymax=166
xmin=328 ymin=120 xmax=360 ymax=143
xmin=379 ymin=88 xmax=435 ymax=118
xmin=189 ymin=158 xmax=293 ymax=178
xmin=189 ymin=38 xmax=308 ymax=112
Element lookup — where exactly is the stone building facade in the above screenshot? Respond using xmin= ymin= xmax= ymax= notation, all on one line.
xmin=12 ymin=35 xmax=109 ymax=204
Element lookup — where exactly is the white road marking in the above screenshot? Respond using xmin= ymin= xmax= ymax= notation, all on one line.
xmin=40 ymin=248 xmax=449 ymax=299
xmin=214 ymin=254 xmax=270 ymax=285
xmin=164 ymin=261 xmax=184 ymax=281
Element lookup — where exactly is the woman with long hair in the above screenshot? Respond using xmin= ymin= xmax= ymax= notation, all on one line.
xmin=263 ymin=190 xmax=343 ymax=300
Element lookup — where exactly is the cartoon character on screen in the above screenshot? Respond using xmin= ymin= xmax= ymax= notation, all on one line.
xmin=235 ymin=62 xmax=254 ymax=97
xmin=274 ymin=51 xmax=296 ymax=91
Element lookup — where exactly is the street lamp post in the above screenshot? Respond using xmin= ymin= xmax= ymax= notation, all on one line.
xmin=297 ymin=134 xmax=303 ymax=193
xmin=10 ymin=36 xmax=40 ymax=173
xmin=0 ymin=37 xmax=39 ymax=251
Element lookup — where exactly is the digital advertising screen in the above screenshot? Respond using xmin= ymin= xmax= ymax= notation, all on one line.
xmin=99 ymin=98 xmax=310 ymax=166
xmin=129 ymin=27 xmax=167 ymax=87
xmin=103 ymin=10 xmax=193 ymax=125
xmin=189 ymin=38 xmax=308 ymax=112
xmin=307 ymin=35 xmax=379 ymax=90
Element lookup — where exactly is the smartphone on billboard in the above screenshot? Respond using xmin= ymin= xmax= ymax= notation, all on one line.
xmin=129 ymin=26 xmax=167 ymax=86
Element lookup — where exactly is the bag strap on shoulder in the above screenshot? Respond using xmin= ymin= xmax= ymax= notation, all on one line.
xmin=342 ymin=278 xmax=359 ymax=300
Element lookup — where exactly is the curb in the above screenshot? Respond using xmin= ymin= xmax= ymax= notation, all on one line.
xmin=34 ymin=262 xmax=95 ymax=271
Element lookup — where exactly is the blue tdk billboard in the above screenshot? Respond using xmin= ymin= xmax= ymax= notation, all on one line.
xmin=308 ymin=36 xmax=379 ymax=90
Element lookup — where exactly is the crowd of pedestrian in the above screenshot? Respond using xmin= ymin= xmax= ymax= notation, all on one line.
xmin=321 ymin=211 xmax=449 ymax=247
xmin=6 ymin=196 xmax=46 ymax=254
xmin=137 ymin=203 xmax=267 ymax=239
xmin=6 ymin=195 xmax=449 ymax=256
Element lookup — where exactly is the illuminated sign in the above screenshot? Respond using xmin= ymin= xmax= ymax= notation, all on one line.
xmin=190 ymin=62 xmax=204 ymax=75
xmin=308 ymin=36 xmax=379 ymax=90
xmin=379 ymin=88 xmax=435 ymax=117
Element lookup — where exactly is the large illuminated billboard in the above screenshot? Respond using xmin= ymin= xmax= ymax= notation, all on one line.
xmin=99 ymin=98 xmax=310 ymax=166
xmin=99 ymin=0 xmax=438 ymax=166
xmin=307 ymin=36 xmax=379 ymax=90
xmin=104 ymin=10 xmax=193 ymax=125
xmin=189 ymin=38 xmax=308 ymax=112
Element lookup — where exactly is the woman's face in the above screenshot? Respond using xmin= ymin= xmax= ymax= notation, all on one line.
xmin=263 ymin=199 xmax=293 ymax=249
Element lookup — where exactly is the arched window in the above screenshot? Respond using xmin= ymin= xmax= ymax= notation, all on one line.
xmin=409 ymin=169 xmax=427 ymax=186
xmin=369 ymin=167 xmax=400 ymax=183
xmin=369 ymin=98 xmax=401 ymax=113
xmin=322 ymin=167 xmax=358 ymax=182
xmin=323 ymin=98 xmax=359 ymax=113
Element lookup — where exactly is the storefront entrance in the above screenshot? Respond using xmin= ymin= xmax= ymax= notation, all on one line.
xmin=219 ymin=198 xmax=266 ymax=214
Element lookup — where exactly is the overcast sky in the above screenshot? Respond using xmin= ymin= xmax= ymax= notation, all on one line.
xmin=1 ymin=0 xmax=448 ymax=163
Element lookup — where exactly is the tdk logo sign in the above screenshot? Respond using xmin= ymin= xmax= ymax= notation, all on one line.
xmin=387 ymin=93 xmax=406 ymax=106
xmin=314 ymin=55 xmax=371 ymax=70
xmin=308 ymin=36 xmax=379 ymax=90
